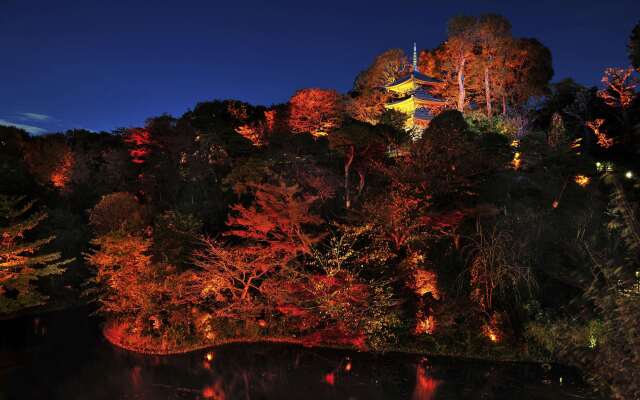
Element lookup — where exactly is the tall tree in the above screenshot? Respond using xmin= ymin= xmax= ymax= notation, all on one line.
xmin=444 ymin=16 xmax=478 ymax=112
xmin=629 ymin=21 xmax=640 ymax=72
xmin=475 ymin=14 xmax=513 ymax=118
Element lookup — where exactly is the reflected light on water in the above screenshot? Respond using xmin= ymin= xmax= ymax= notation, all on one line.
xmin=412 ymin=363 xmax=440 ymax=400
xmin=202 ymin=381 xmax=225 ymax=399
xmin=324 ymin=372 xmax=336 ymax=386
xmin=130 ymin=366 xmax=142 ymax=388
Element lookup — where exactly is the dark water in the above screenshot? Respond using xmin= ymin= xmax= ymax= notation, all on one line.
xmin=0 ymin=309 xmax=601 ymax=400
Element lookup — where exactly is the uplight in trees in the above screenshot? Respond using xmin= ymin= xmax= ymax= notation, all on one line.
xmin=625 ymin=171 xmax=634 ymax=179
xmin=415 ymin=314 xmax=436 ymax=335
xmin=483 ymin=325 xmax=501 ymax=343
xmin=574 ymin=175 xmax=591 ymax=187
xmin=512 ymin=152 xmax=521 ymax=170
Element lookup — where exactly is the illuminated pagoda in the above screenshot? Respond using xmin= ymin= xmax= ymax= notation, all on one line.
xmin=384 ymin=43 xmax=445 ymax=131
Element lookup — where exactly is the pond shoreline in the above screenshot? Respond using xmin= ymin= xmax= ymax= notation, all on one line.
xmin=102 ymin=320 xmax=360 ymax=356
xmin=102 ymin=319 xmax=553 ymax=367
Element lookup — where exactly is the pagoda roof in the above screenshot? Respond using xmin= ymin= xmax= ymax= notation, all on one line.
xmin=386 ymin=93 xmax=445 ymax=109
xmin=414 ymin=107 xmax=435 ymax=121
xmin=386 ymin=95 xmax=414 ymax=108
xmin=414 ymin=89 xmax=446 ymax=103
xmin=385 ymin=70 xmax=442 ymax=89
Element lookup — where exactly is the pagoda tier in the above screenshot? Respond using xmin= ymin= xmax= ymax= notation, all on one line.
xmin=384 ymin=88 xmax=446 ymax=130
xmin=385 ymin=71 xmax=443 ymax=96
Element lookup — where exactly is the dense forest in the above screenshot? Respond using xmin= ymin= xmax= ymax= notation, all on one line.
xmin=2 ymin=15 xmax=640 ymax=399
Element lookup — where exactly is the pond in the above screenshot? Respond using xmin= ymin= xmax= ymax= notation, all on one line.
xmin=0 ymin=308 xmax=602 ymax=400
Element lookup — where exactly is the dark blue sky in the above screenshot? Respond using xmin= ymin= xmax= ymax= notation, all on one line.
xmin=1 ymin=0 xmax=638 ymax=134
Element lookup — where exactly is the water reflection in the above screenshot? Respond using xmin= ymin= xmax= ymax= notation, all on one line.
xmin=413 ymin=358 xmax=440 ymax=400
xmin=0 ymin=309 xmax=602 ymax=400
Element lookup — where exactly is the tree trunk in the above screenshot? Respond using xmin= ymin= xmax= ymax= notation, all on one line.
xmin=484 ymin=65 xmax=492 ymax=118
xmin=457 ymin=56 xmax=466 ymax=112
xmin=502 ymin=95 xmax=507 ymax=115
xmin=357 ymin=170 xmax=365 ymax=194
xmin=344 ymin=146 xmax=355 ymax=209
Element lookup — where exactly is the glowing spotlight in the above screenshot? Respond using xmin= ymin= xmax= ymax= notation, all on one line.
xmin=625 ymin=171 xmax=633 ymax=179
xmin=574 ymin=175 xmax=590 ymax=187
xmin=205 ymin=352 xmax=214 ymax=362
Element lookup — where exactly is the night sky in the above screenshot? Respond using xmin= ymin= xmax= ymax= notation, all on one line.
xmin=1 ymin=0 xmax=638 ymax=134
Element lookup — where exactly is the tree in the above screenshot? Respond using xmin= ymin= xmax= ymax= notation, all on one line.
xmin=346 ymin=88 xmax=389 ymax=125
xmin=88 ymin=192 xmax=146 ymax=235
xmin=598 ymin=67 xmax=638 ymax=109
xmin=192 ymin=237 xmax=277 ymax=311
xmin=463 ymin=220 xmax=535 ymax=315
xmin=85 ymin=232 xmax=155 ymax=316
xmin=0 ymin=196 xmax=69 ymax=314
xmin=23 ymin=134 xmax=75 ymax=190
xmin=191 ymin=179 xmax=327 ymax=317
xmin=362 ymin=185 xmax=463 ymax=253
xmin=329 ymin=120 xmax=389 ymax=208
xmin=510 ymin=38 xmax=553 ymax=105
xmin=442 ymin=16 xmax=478 ymax=112
xmin=474 ymin=14 xmax=513 ymax=118
xmin=349 ymin=49 xmax=410 ymax=125
xmin=225 ymin=180 xmax=325 ymax=259
xmin=288 ymin=88 xmax=343 ymax=137
xmin=354 ymin=49 xmax=410 ymax=90
xmin=629 ymin=21 xmax=640 ymax=72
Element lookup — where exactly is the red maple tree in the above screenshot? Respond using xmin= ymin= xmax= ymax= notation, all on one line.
xmin=288 ymin=88 xmax=343 ymax=137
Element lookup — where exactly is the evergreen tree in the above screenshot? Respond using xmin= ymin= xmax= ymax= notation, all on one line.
xmin=0 ymin=195 xmax=70 ymax=314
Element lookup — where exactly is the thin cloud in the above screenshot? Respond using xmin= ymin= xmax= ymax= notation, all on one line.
xmin=19 ymin=112 xmax=51 ymax=121
xmin=0 ymin=119 xmax=47 ymax=135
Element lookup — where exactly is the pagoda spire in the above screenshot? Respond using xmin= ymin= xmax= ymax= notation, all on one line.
xmin=412 ymin=42 xmax=417 ymax=72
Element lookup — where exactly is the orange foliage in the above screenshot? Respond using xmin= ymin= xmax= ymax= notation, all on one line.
xmin=225 ymin=180 xmax=324 ymax=257
xmin=482 ymin=313 xmax=503 ymax=343
xmin=123 ymin=128 xmax=152 ymax=164
xmin=226 ymin=101 xmax=249 ymax=121
xmin=263 ymin=271 xmax=370 ymax=339
xmin=264 ymin=109 xmax=276 ymax=132
xmin=364 ymin=187 xmax=464 ymax=251
xmin=412 ymin=269 xmax=440 ymax=299
xmin=598 ymin=67 xmax=638 ymax=109
xmin=235 ymin=123 xmax=266 ymax=147
xmin=289 ymin=88 xmax=343 ymax=137
xmin=50 ymin=147 xmax=74 ymax=189
xmin=192 ymin=239 xmax=278 ymax=308
xmin=85 ymin=233 xmax=154 ymax=315
xmin=346 ymin=89 xmax=389 ymax=125
xmin=511 ymin=151 xmax=521 ymax=171
xmin=586 ymin=119 xmax=614 ymax=149
xmin=414 ymin=314 xmax=436 ymax=335
xmin=574 ymin=175 xmax=591 ymax=187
